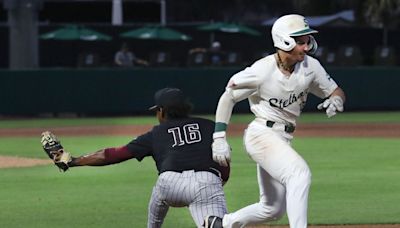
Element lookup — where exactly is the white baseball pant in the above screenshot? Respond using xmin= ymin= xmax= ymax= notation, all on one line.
xmin=223 ymin=119 xmax=311 ymax=228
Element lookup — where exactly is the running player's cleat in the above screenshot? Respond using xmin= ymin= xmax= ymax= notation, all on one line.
xmin=204 ymin=215 xmax=223 ymax=228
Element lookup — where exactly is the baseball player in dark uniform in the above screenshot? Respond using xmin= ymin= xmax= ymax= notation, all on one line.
xmin=41 ymin=87 xmax=230 ymax=228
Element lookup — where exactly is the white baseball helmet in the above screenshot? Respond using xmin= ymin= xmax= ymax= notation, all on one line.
xmin=271 ymin=14 xmax=318 ymax=53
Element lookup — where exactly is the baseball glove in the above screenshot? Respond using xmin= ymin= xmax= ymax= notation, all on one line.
xmin=41 ymin=131 xmax=71 ymax=172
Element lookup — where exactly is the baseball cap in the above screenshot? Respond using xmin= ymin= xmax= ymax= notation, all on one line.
xmin=148 ymin=87 xmax=186 ymax=111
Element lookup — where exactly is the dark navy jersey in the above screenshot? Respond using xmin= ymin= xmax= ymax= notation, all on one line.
xmin=126 ymin=117 xmax=223 ymax=175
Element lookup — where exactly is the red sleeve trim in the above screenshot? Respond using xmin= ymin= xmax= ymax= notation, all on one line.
xmin=104 ymin=146 xmax=136 ymax=164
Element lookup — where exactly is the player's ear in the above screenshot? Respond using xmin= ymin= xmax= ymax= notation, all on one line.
xmin=157 ymin=107 xmax=166 ymax=122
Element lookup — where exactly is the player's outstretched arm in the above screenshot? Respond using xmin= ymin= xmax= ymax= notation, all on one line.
xmin=41 ymin=131 xmax=135 ymax=171
xmin=68 ymin=149 xmax=109 ymax=167
xmin=69 ymin=147 xmax=136 ymax=167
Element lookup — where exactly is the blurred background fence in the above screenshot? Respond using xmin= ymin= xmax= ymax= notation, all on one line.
xmin=1 ymin=67 xmax=399 ymax=116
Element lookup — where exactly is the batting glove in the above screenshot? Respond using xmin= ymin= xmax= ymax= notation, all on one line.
xmin=317 ymin=95 xmax=344 ymax=118
xmin=212 ymin=131 xmax=231 ymax=167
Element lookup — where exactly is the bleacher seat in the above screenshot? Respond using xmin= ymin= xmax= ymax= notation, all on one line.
xmin=324 ymin=50 xmax=338 ymax=66
xmin=187 ymin=52 xmax=209 ymax=66
xmin=312 ymin=46 xmax=328 ymax=63
xmin=373 ymin=46 xmax=397 ymax=66
xmin=224 ymin=51 xmax=242 ymax=66
xmin=77 ymin=52 xmax=101 ymax=68
xmin=336 ymin=45 xmax=363 ymax=66
xmin=149 ymin=51 xmax=171 ymax=67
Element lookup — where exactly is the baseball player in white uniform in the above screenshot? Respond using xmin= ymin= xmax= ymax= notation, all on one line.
xmin=204 ymin=14 xmax=346 ymax=228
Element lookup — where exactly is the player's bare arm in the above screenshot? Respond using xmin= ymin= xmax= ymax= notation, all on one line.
xmin=69 ymin=146 xmax=135 ymax=167
xmin=67 ymin=148 xmax=123 ymax=167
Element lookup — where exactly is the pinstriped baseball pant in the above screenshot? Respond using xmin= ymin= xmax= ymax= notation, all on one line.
xmin=148 ymin=170 xmax=227 ymax=228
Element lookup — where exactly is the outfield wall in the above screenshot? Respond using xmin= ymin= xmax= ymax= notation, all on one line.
xmin=1 ymin=67 xmax=398 ymax=115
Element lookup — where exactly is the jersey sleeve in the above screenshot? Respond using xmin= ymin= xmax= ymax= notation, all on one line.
xmin=125 ymin=131 xmax=153 ymax=161
xmin=229 ymin=67 xmax=260 ymax=89
xmin=215 ymin=61 xmax=264 ymax=125
xmin=309 ymin=60 xmax=338 ymax=98
xmin=227 ymin=64 xmax=263 ymax=101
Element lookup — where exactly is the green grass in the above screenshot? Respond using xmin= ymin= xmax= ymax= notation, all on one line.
xmin=1 ymin=111 xmax=399 ymax=128
xmin=295 ymin=137 xmax=400 ymax=225
xmin=1 ymin=134 xmax=400 ymax=227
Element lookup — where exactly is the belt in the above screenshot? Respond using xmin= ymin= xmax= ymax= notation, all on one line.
xmin=171 ymin=168 xmax=221 ymax=178
xmin=266 ymin=120 xmax=295 ymax=133
xmin=194 ymin=168 xmax=222 ymax=178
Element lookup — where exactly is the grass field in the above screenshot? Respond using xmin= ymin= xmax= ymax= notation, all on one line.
xmin=0 ymin=112 xmax=399 ymax=227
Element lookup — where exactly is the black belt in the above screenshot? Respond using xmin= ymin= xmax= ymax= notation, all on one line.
xmin=266 ymin=120 xmax=295 ymax=133
xmin=170 ymin=168 xmax=221 ymax=178
xmin=194 ymin=168 xmax=222 ymax=178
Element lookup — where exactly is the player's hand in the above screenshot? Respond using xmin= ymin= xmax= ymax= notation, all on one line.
xmin=317 ymin=95 xmax=344 ymax=118
xmin=41 ymin=131 xmax=72 ymax=172
xmin=50 ymin=149 xmax=72 ymax=171
xmin=212 ymin=131 xmax=231 ymax=167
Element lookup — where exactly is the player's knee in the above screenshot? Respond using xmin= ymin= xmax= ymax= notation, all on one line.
xmin=293 ymin=162 xmax=312 ymax=184
xmin=269 ymin=208 xmax=286 ymax=221
xmin=259 ymin=203 xmax=286 ymax=221
xmin=299 ymin=168 xmax=312 ymax=186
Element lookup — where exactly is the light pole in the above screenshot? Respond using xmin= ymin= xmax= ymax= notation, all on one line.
xmin=112 ymin=0 xmax=123 ymax=25
xmin=4 ymin=0 xmax=41 ymax=69
xmin=160 ymin=0 xmax=166 ymax=26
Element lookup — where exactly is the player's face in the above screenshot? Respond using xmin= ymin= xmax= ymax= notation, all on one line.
xmin=290 ymin=35 xmax=311 ymax=62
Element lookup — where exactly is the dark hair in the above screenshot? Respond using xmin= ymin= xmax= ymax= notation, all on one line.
xmin=162 ymin=100 xmax=193 ymax=119
xmin=150 ymin=87 xmax=194 ymax=119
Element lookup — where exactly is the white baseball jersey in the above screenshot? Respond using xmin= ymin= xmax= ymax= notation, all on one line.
xmin=225 ymin=54 xmax=338 ymax=126
xmin=216 ymin=54 xmax=340 ymax=228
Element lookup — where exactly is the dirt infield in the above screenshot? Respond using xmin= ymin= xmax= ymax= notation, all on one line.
xmin=0 ymin=155 xmax=51 ymax=168
xmin=0 ymin=123 xmax=399 ymax=138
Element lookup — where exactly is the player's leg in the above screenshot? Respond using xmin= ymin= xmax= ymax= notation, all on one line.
xmin=189 ymin=171 xmax=227 ymax=227
xmin=147 ymin=171 xmax=190 ymax=227
xmin=222 ymin=165 xmax=286 ymax=227
xmin=147 ymin=183 xmax=170 ymax=228
xmin=245 ymin=122 xmax=312 ymax=228
xmin=284 ymin=154 xmax=311 ymax=228
xmin=225 ymin=121 xmax=310 ymax=228
xmin=258 ymin=128 xmax=311 ymax=228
